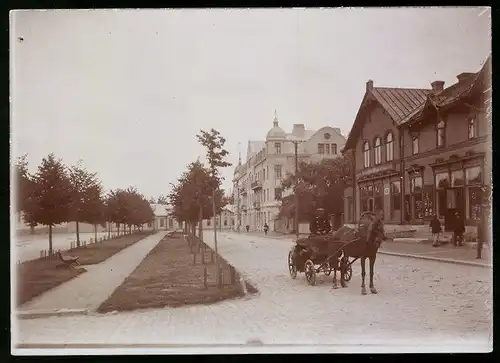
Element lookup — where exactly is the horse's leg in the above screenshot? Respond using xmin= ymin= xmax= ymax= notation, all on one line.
xmin=332 ymin=260 xmax=338 ymax=289
xmin=340 ymin=256 xmax=348 ymax=288
xmin=360 ymin=257 xmax=367 ymax=295
xmin=369 ymin=253 xmax=378 ymax=294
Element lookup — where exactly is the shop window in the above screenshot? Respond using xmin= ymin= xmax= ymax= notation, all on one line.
xmin=451 ymin=169 xmax=465 ymax=187
xmin=436 ymin=190 xmax=447 ymax=218
xmin=391 ymin=181 xmax=401 ymax=216
xmin=374 ymin=183 xmax=383 ymax=212
xmin=385 ymin=132 xmax=394 ymax=162
xmin=410 ymin=176 xmax=423 ymax=193
xmin=465 ymin=166 xmax=482 ymax=185
xmin=363 ymin=141 xmax=370 ymax=168
xmin=374 ymin=137 xmax=382 ymax=165
xmin=422 ymin=185 xmax=434 ymax=218
xmin=468 ymin=187 xmax=482 ymax=220
xmin=435 ymin=172 xmax=450 ymax=189
xmin=414 ymin=194 xmax=423 ymax=219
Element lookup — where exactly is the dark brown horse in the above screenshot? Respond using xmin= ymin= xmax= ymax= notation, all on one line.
xmin=329 ymin=212 xmax=384 ymax=295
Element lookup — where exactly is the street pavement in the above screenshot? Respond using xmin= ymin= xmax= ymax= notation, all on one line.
xmin=14 ymin=231 xmax=492 ymax=352
xmin=18 ymin=231 xmax=168 ymax=313
xmin=14 ymin=232 xmax=111 ymax=263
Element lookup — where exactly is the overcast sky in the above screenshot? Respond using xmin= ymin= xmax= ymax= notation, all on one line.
xmin=11 ymin=8 xmax=491 ymax=199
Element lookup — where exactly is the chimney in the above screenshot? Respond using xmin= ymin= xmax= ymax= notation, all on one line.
xmin=366 ymin=80 xmax=374 ymax=92
xmin=456 ymin=72 xmax=475 ymax=83
xmin=292 ymin=124 xmax=305 ymax=137
xmin=430 ymin=80 xmax=445 ymax=94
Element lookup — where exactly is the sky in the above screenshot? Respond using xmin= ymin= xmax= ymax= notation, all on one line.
xmin=11 ymin=8 xmax=491 ymax=199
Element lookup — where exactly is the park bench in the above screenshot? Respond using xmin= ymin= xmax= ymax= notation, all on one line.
xmin=57 ymin=251 xmax=80 ymax=268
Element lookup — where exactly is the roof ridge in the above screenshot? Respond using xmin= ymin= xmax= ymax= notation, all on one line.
xmin=374 ymin=86 xmax=431 ymax=91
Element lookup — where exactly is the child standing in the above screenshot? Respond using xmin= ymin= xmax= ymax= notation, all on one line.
xmin=429 ymin=215 xmax=442 ymax=247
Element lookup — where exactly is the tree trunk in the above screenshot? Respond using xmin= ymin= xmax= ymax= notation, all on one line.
xmin=213 ymin=188 xmax=220 ymax=287
xmin=219 ymin=212 xmax=222 ymax=232
xmin=191 ymin=221 xmax=196 ymax=237
xmin=198 ymin=204 xmax=203 ymax=240
xmin=94 ymin=224 xmax=97 ymax=243
xmin=30 ymin=224 xmax=35 ymax=235
xmin=76 ymin=220 xmax=80 ymax=247
xmin=49 ymin=224 xmax=53 ymax=256
xmin=108 ymin=221 xmax=111 ymax=239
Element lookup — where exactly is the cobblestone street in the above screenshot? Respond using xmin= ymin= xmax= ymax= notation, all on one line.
xmin=15 ymin=231 xmax=492 ymax=351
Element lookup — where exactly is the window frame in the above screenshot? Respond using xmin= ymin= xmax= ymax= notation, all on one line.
xmin=274 ymin=142 xmax=282 ymax=154
xmin=318 ymin=143 xmax=325 ymax=154
xmin=374 ymin=136 xmax=382 ymax=165
xmin=412 ymin=135 xmax=419 ymax=155
xmin=468 ymin=116 xmax=478 ymax=139
xmin=436 ymin=119 xmax=446 ymax=148
xmin=385 ymin=131 xmax=394 ymax=162
xmin=363 ymin=140 xmax=370 ymax=168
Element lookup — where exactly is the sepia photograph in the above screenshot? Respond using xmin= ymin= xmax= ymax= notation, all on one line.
xmin=10 ymin=7 xmax=492 ymax=354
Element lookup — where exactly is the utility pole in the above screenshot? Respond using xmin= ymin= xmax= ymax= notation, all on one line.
xmin=292 ymin=140 xmax=301 ymax=240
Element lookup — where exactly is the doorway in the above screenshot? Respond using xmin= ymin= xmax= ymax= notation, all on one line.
xmin=368 ymin=198 xmax=374 ymax=212
xmin=446 ymin=188 xmax=465 ymax=217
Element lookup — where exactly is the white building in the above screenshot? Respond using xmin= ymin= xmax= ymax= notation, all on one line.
xmin=232 ymin=112 xmax=346 ymax=232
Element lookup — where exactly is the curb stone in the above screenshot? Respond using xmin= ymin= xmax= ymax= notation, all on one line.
xmin=17 ymin=308 xmax=89 ymax=320
xmin=378 ymin=251 xmax=492 ymax=268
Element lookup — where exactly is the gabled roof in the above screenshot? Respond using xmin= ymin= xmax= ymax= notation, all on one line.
xmin=407 ymin=54 xmax=491 ymax=125
xmin=344 ymin=86 xmax=430 ymax=150
xmin=371 ymin=87 xmax=431 ymax=124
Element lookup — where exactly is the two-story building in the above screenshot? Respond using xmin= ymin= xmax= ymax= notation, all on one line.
xmin=233 ymin=111 xmax=346 ymax=232
xmin=343 ymin=55 xmax=491 ymax=237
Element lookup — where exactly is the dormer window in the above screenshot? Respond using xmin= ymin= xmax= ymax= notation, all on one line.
xmin=468 ymin=116 xmax=477 ymax=139
xmin=437 ymin=119 xmax=446 ymax=148
xmin=374 ymin=137 xmax=382 ymax=165
xmin=363 ymin=141 xmax=370 ymax=168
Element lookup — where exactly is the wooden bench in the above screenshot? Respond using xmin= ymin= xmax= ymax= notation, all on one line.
xmin=57 ymin=251 xmax=80 ymax=268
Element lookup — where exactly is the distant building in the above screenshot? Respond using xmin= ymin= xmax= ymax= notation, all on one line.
xmin=201 ymin=207 xmax=235 ymax=230
xmin=342 ymin=55 xmax=491 ymax=237
xmin=232 ymin=111 xmax=346 ymax=232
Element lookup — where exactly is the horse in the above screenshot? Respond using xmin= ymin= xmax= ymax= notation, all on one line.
xmin=329 ymin=212 xmax=384 ymax=295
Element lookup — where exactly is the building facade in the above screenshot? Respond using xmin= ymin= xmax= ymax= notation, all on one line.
xmin=343 ymin=55 xmax=491 ymax=236
xmin=232 ymin=112 xmax=346 ymax=232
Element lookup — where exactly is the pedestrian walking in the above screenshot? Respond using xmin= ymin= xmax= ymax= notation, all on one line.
xmin=429 ymin=215 xmax=442 ymax=247
xmin=246 ymin=224 xmax=250 ymax=232
xmin=263 ymin=223 xmax=269 ymax=235
xmin=453 ymin=212 xmax=465 ymax=247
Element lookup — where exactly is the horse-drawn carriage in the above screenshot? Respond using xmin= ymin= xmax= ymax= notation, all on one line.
xmin=288 ymin=211 xmax=378 ymax=286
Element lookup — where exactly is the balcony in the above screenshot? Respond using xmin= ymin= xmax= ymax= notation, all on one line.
xmin=253 ymin=201 xmax=261 ymax=210
xmin=251 ymin=180 xmax=263 ymax=190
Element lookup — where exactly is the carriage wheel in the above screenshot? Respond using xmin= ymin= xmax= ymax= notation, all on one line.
xmin=343 ymin=265 xmax=353 ymax=282
xmin=304 ymin=260 xmax=316 ymax=286
xmin=288 ymin=251 xmax=297 ymax=279
xmin=323 ymin=261 xmax=333 ymax=276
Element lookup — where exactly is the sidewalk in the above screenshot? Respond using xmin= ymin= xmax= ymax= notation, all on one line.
xmin=230 ymin=231 xmax=492 ymax=267
xmin=18 ymin=231 xmax=168 ymax=316
xmin=379 ymin=241 xmax=492 ymax=267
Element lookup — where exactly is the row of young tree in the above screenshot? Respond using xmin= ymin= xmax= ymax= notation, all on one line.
xmin=15 ymin=153 xmax=155 ymax=254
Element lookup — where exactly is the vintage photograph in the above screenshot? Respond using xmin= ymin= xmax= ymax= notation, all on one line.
xmin=11 ymin=8 xmax=492 ymax=354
